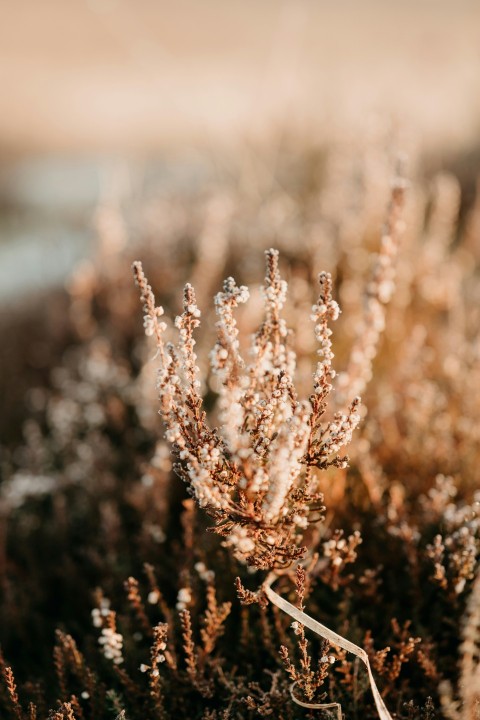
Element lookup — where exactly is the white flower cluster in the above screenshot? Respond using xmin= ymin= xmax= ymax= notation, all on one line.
xmin=323 ymin=530 xmax=362 ymax=568
xmin=91 ymin=598 xmax=111 ymax=627
xmin=210 ymin=276 xmax=250 ymax=456
xmin=1 ymin=472 xmax=56 ymax=509
xmin=223 ymin=526 xmax=256 ymax=556
xmin=311 ymin=271 xmax=340 ymax=394
xmin=92 ymin=598 xmax=124 ymax=664
xmin=262 ymin=402 xmax=311 ymax=521
xmin=194 ymin=561 xmax=215 ymax=582
xmin=319 ymin=405 xmax=361 ymax=458
xmin=320 ymin=654 xmax=336 ymax=665
xmin=140 ymin=636 xmax=167 ymax=673
xmin=98 ymin=627 xmax=124 ymax=664
xmin=144 ymin=306 xmax=166 ymax=338
xmin=176 ymin=587 xmax=192 ymax=611
xmin=291 ymin=621 xmax=302 ymax=635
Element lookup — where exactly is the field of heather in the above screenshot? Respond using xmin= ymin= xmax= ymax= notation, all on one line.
xmin=1 ymin=3 xmax=480 ymax=719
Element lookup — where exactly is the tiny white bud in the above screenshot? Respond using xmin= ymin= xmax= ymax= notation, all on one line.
xmin=148 ymin=591 xmax=159 ymax=604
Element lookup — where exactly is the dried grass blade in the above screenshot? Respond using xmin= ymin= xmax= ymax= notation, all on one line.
xmin=264 ymin=573 xmax=393 ymax=720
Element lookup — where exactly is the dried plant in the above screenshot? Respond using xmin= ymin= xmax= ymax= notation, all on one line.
xmin=133 ymin=249 xmax=360 ymax=570
xmin=278 ymin=568 xmax=335 ymax=705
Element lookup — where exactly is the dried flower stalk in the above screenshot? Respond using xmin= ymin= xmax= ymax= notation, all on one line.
xmin=336 ymin=170 xmax=407 ymax=407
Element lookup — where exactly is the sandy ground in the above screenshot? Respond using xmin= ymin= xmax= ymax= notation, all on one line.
xmin=1 ymin=0 xmax=479 ymax=156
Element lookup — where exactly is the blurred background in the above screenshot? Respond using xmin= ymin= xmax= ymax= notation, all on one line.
xmin=1 ymin=0 xmax=480 ymax=300
xmin=1 ymin=0 xmax=480 ymax=441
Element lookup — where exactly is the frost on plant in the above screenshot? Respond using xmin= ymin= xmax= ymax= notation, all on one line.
xmin=133 ymin=249 xmax=360 ymax=570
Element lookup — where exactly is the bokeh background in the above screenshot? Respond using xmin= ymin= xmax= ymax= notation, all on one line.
xmin=2 ymin=0 xmax=480 ymax=446
xmin=1 ymin=0 xmax=480 ymax=301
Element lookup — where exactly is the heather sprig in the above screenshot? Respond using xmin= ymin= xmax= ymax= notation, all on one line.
xmin=134 ymin=249 xmax=360 ymax=569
